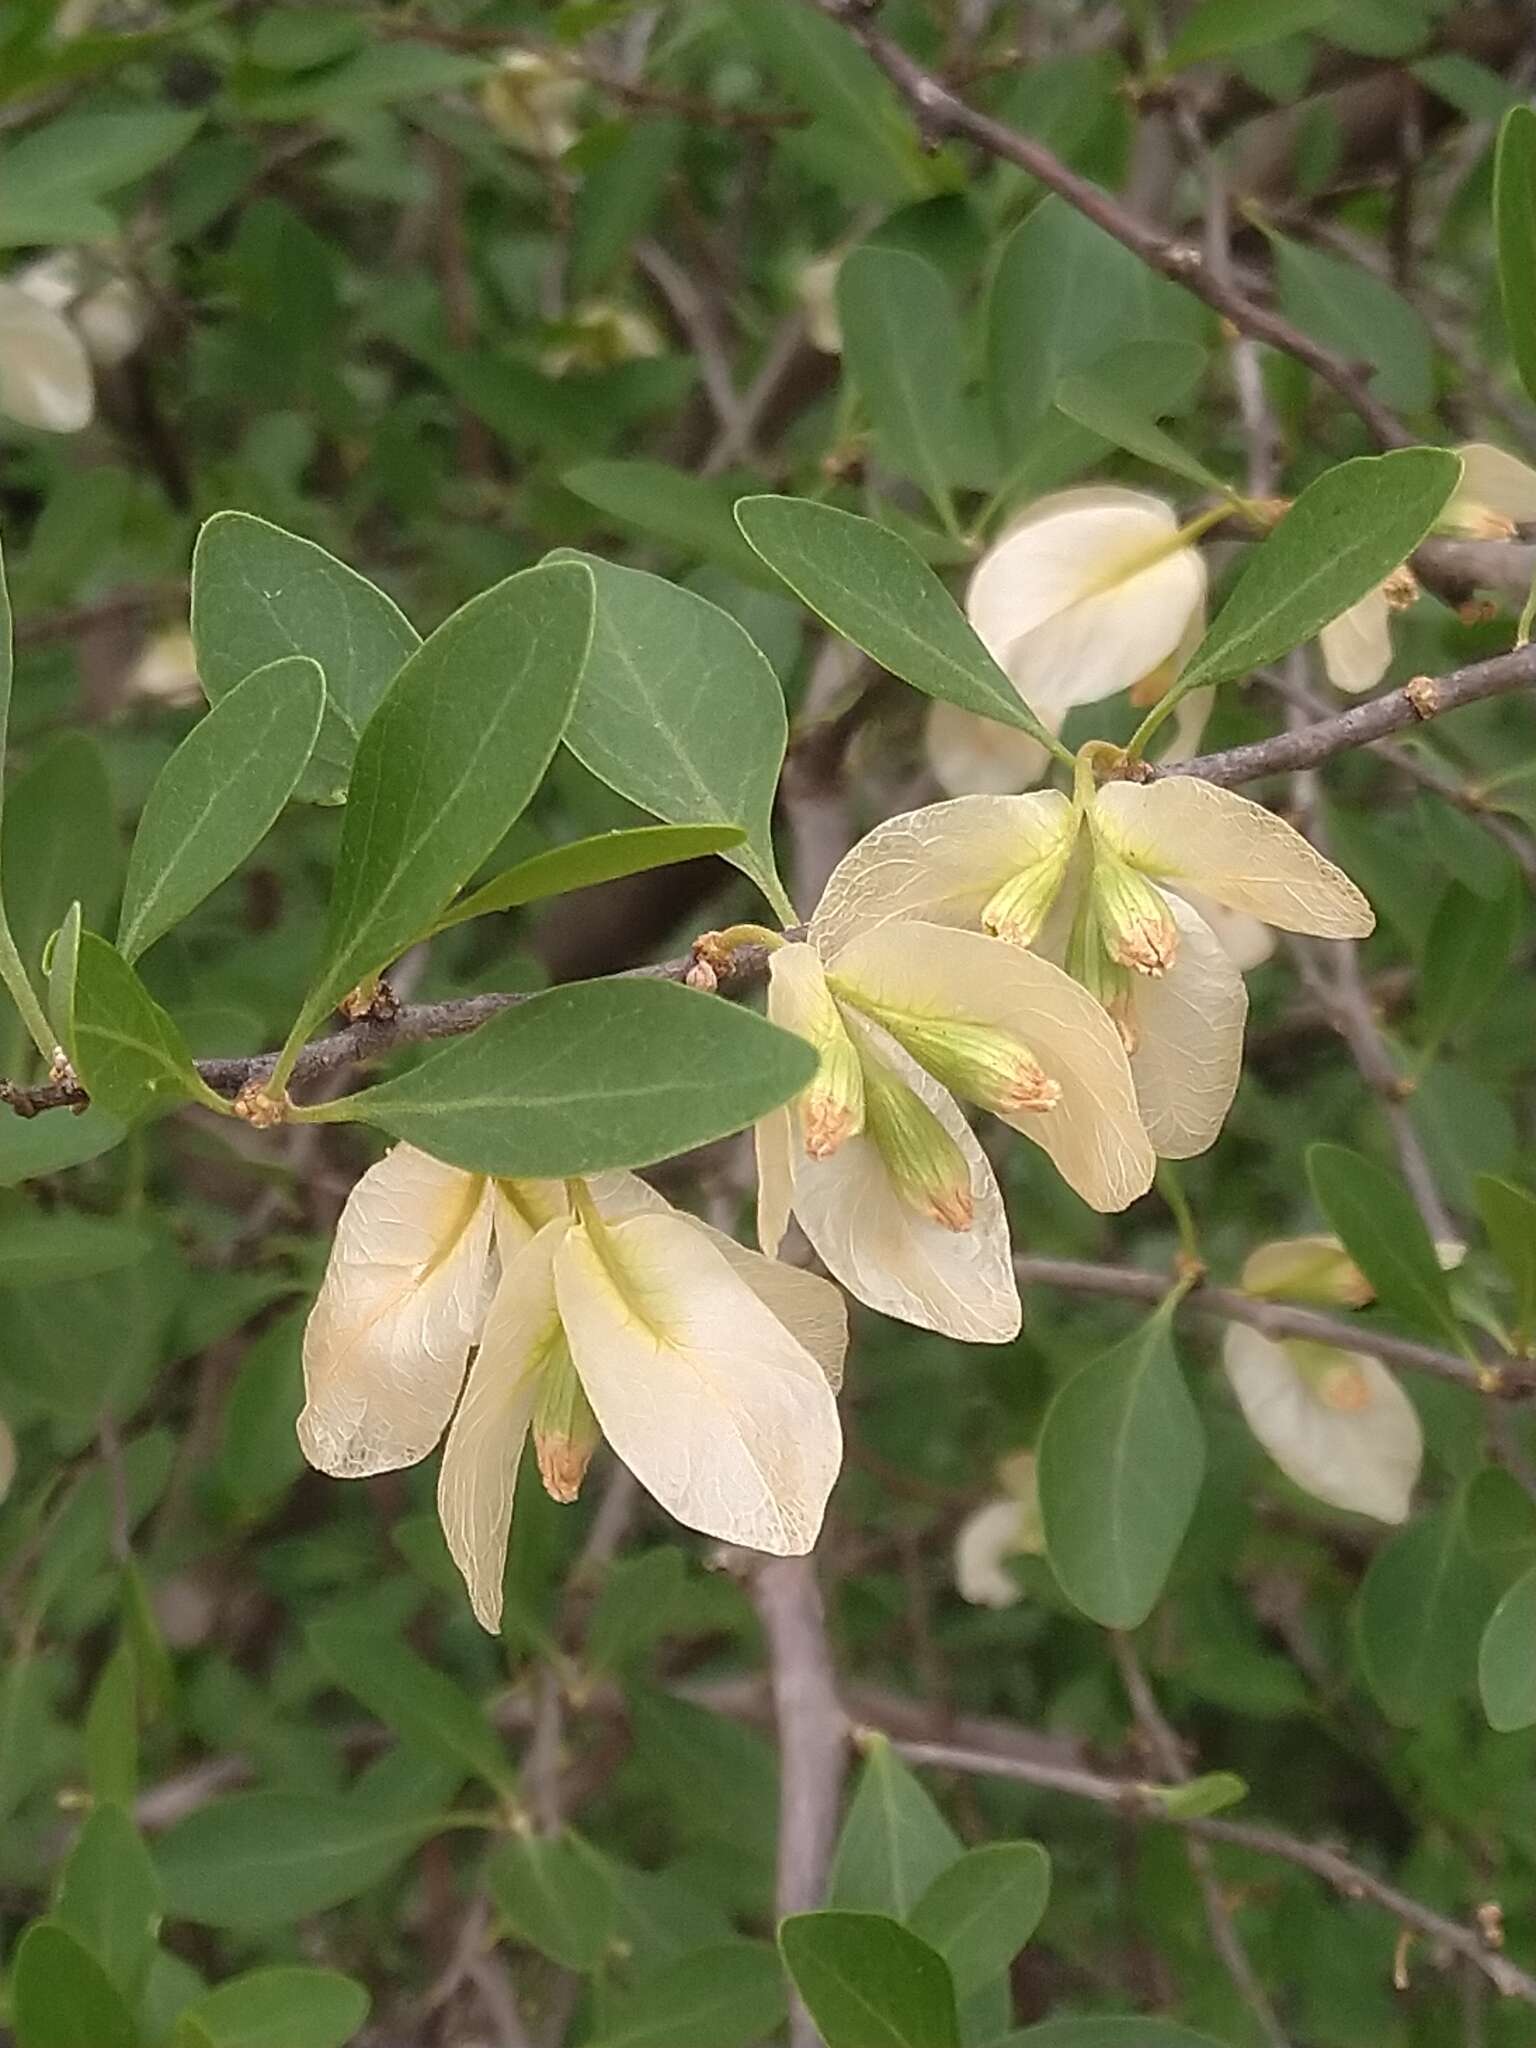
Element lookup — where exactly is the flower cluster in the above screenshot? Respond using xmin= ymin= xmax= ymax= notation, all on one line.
xmin=297 ymin=475 xmax=1397 ymax=1629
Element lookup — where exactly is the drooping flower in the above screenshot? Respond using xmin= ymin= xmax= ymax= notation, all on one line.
xmin=756 ymin=864 xmax=1155 ymax=1342
xmin=541 ymin=301 xmax=665 ymax=376
xmin=954 ymin=1451 xmax=1043 ymax=1608
xmin=927 ymin=486 xmax=1209 ymax=794
xmin=1319 ymin=564 xmax=1421 ymax=695
xmin=480 ymin=49 xmax=583 ymax=159
xmin=811 ymin=775 xmax=1372 ymax=1159
xmin=0 ymin=279 xmax=93 ymax=433
xmin=300 ymin=1145 xmax=845 ymax=1630
xmin=1218 ymin=1235 xmax=1459 ymax=1523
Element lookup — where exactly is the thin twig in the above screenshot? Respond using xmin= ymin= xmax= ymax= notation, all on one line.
xmin=892 ymin=1736 xmax=1536 ymax=2005
xmin=1011 ymin=1256 xmax=1526 ymax=1396
xmin=1111 ymin=1635 xmax=1291 ymax=2048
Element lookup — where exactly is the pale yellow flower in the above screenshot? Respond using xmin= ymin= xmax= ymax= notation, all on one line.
xmin=481 ymin=49 xmax=583 ymax=158
xmin=756 ymin=849 xmax=1154 ymax=1342
xmin=928 ymin=486 xmax=1208 ymax=794
xmin=0 ymin=279 xmax=93 ymax=433
xmin=301 ymin=1146 xmax=845 ymax=1630
xmin=813 ymin=778 xmax=1371 ymax=1158
xmin=954 ymin=1451 xmax=1043 ymax=1608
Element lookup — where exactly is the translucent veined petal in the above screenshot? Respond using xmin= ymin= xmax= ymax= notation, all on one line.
xmin=787 ymin=1013 xmax=1021 ymax=1343
xmin=1096 ymin=778 xmax=1373 ymax=937
xmin=555 ymin=1211 xmax=843 ymax=1555
xmin=1223 ymin=1324 xmax=1422 ymax=1523
xmin=755 ymin=1106 xmax=795 ymax=1259
xmin=299 ymin=1145 xmax=497 ymax=1477
xmin=0 ymin=281 xmax=93 ymax=433
xmin=925 ymin=699 xmax=1052 ymax=797
xmin=833 ymin=921 xmax=1155 ymax=1212
xmin=1169 ymin=885 xmax=1275 ymax=972
xmin=1320 ymin=586 xmax=1393 ymax=694
xmin=437 ymin=1223 xmax=565 ymax=1631
xmin=1453 ymin=442 xmax=1536 ymax=526
xmin=810 ymin=793 xmax=1075 ymax=960
xmin=1119 ymin=893 xmax=1246 ymax=1158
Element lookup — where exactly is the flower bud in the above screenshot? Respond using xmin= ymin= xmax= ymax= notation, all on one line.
xmin=532 ymin=1341 xmax=600 ymax=1504
xmin=1066 ymin=901 xmax=1138 ymax=1052
xmin=980 ymin=824 xmax=1076 ymax=948
xmin=860 ymin=1050 xmax=974 ymax=1231
xmin=1240 ymin=1234 xmax=1372 ymax=1308
xmin=847 ymin=1000 xmax=1060 ymax=1118
xmin=481 ymin=49 xmax=582 ymax=158
xmin=1089 ymin=848 xmax=1179 ymax=977
xmin=794 ymin=982 xmax=866 ymax=1160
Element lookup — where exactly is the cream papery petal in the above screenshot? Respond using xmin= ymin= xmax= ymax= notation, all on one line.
xmin=494 ymin=1178 xmax=570 ymax=1253
xmin=1222 ymin=1325 xmax=1421 ymax=1523
xmin=588 ymin=1167 xmax=848 ymax=1390
xmin=299 ymin=1146 xmax=497 ymax=1478
xmin=437 ymin=1225 xmax=565 ymax=1631
xmin=1454 ymin=442 xmax=1536 ymax=524
xmin=969 ymin=492 xmax=1206 ymax=718
xmin=1122 ymin=893 xmax=1246 ymax=1159
xmin=1319 ymin=586 xmax=1392 ymax=695
xmin=954 ymin=1497 xmax=1026 ymax=1608
xmin=925 ymin=700 xmax=1051 ymax=797
xmin=1170 ymin=886 xmax=1275 ymax=972
xmin=788 ymin=1013 xmax=1021 ymax=1343
xmin=833 ymin=921 xmax=1154 ymax=1213
xmin=0 ymin=282 xmax=93 ymax=433
xmin=755 ymin=1107 xmax=795 ymax=1259
xmin=809 ymin=793 xmax=1075 ymax=961
xmin=554 ymin=1212 xmax=842 ymax=1555
xmin=1096 ymin=778 xmax=1374 ymax=937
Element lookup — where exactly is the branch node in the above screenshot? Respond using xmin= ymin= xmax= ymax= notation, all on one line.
xmin=1404 ymin=675 xmax=1442 ymax=720
xmin=1478 ymin=1901 xmax=1506 ymax=1951
xmin=338 ymin=977 xmax=400 ymax=1024
xmin=232 ymin=1080 xmax=289 ymax=1129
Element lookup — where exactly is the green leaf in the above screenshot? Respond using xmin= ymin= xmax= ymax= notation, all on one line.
xmin=837 ymin=245 xmax=969 ymax=517
xmin=293 ymin=559 xmax=593 ymax=1042
xmin=1479 ymin=1563 xmax=1536 ymax=1731
xmin=1177 ymin=448 xmax=1462 ymax=694
xmin=556 ymin=554 xmax=790 ymax=916
xmin=1495 ymin=107 xmax=1536 ymax=407
xmin=735 ymin=497 xmax=1058 ymax=750
xmin=986 ymin=198 xmax=1207 ymax=473
xmin=117 ymin=656 xmax=324 ymax=962
xmin=306 ymin=1620 xmax=515 ymax=1797
xmin=1357 ymin=1492 xmax=1493 ymax=1726
xmin=1165 ymin=0 xmax=1338 ymax=70
xmin=0 ymin=1212 xmax=150 ymax=1286
xmin=907 ymin=1842 xmax=1051 ymax=1997
xmin=9 ymin=1920 xmax=138 ymax=2048
xmin=487 ymin=1830 xmax=616 ymax=1971
xmin=563 ymin=460 xmax=773 ymax=585
xmin=83 ymin=1646 xmax=137 ymax=1808
xmin=55 ymin=1803 xmax=161 ymax=2006
xmin=1038 ymin=1310 xmax=1205 ymax=1628
xmin=779 ymin=1912 xmax=960 ymax=2048
xmin=1141 ymin=1770 xmax=1249 ymax=1819
xmin=46 ymin=900 xmax=81 ymax=1060
xmin=726 ymin=0 xmax=932 ymax=205
xmin=72 ymin=933 xmax=221 ymax=1123
xmin=1054 ymin=347 xmax=1225 ymax=493
xmin=433 ymin=824 xmax=745 ymax=936
xmin=177 ymin=1967 xmax=370 ymax=2048
xmin=1271 ymin=235 xmax=1436 ymax=413
xmin=190 ymin=511 xmax=420 ymax=805
xmin=585 ymin=1546 xmax=689 ymax=1674
xmin=153 ymin=1793 xmax=433 ymax=1930
xmin=237 ymin=41 xmax=490 ymax=118
xmin=1477 ymin=1173 xmax=1536 ymax=1345
xmin=1417 ymin=875 xmax=1521 ymax=1057
xmin=1307 ymin=1142 xmax=1462 ymax=1345
xmin=585 ymin=1939 xmax=787 ymax=2048
xmin=0 ymin=1102 xmax=124 ymax=1186
xmin=828 ymin=1736 xmax=962 ymax=1917
xmin=330 ymin=976 xmax=815 ymax=1179
xmin=0 ymin=109 xmax=202 ymax=246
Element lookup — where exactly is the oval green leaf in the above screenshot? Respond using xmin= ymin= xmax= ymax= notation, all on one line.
xmin=734 ymin=496 xmax=1058 ymax=750
xmin=1496 ymin=107 xmax=1536 ymax=406
xmin=908 ymin=1841 xmax=1051 ymax=1997
xmin=1357 ymin=1494 xmax=1493 ymax=1727
xmin=779 ymin=1911 xmax=960 ymax=2048
xmin=1038 ymin=1312 xmax=1205 ymax=1628
xmin=153 ymin=1793 xmax=432 ymax=1930
xmin=837 ymin=244 xmax=969 ymax=518
xmin=306 ymin=1620 xmax=514 ymax=1797
xmin=326 ymin=976 xmax=816 ymax=1178
xmin=1175 ymin=448 xmax=1462 ymax=696
xmin=294 ymin=558 xmax=594 ymax=1043
xmin=118 ymin=655 xmax=324 ymax=962
xmin=1479 ymin=1562 xmax=1536 ymax=1731
xmin=180 ymin=1966 xmax=370 ymax=2048
xmin=828 ymin=1736 xmax=961 ymax=1918
xmin=10 ymin=1919 xmax=138 ymax=2048
xmin=1307 ymin=1141 xmax=1462 ymax=1344
xmin=72 ymin=933 xmax=222 ymax=1123
xmin=190 ymin=511 xmax=420 ymax=804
